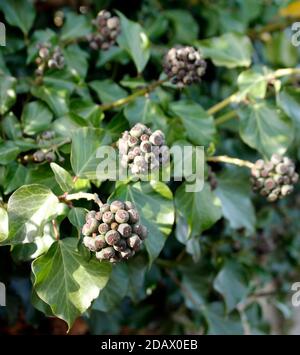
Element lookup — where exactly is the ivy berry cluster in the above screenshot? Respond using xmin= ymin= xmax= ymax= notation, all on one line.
xmin=163 ymin=46 xmax=206 ymax=88
xmin=117 ymin=123 xmax=170 ymax=176
xmin=87 ymin=10 xmax=121 ymax=50
xmin=251 ymin=154 xmax=299 ymax=202
xmin=82 ymin=200 xmax=148 ymax=263
xmin=35 ymin=43 xmax=65 ymax=76
xmin=33 ymin=131 xmax=57 ymax=163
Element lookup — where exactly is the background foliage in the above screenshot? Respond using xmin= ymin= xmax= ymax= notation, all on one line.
xmin=1 ymin=0 xmax=300 ymax=335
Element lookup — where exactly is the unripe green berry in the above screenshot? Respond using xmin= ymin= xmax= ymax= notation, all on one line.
xmin=128 ymin=209 xmax=139 ymax=223
xmin=127 ymin=234 xmax=141 ymax=251
xmin=94 ymin=235 xmax=107 ymax=250
xmin=110 ymin=200 xmax=125 ymax=213
xmin=120 ymin=248 xmax=134 ymax=260
xmin=115 ymin=209 xmax=129 ymax=223
xmin=82 ymin=218 xmax=99 ymax=235
xmin=140 ymin=141 xmax=152 ymax=153
xmin=110 ymin=222 xmax=119 ymax=231
xmin=267 ymin=193 xmax=278 ymax=202
xmin=118 ymin=223 xmax=132 ymax=238
xmin=113 ymin=239 xmax=127 ymax=252
xmin=86 ymin=210 xmax=96 ymax=221
xmin=95 ymin=211 xmax=103 ymax=221
xmin=83 ymin=236 xmax=96 ymax=251
xmin=275 ymin=163 xmax=289 ymax=175
xmin=124 ymin=201 xmax=135 ymax=210
xmin=102 ymin=211 xmax=115 ymax=224
xmin=281 ymin=185 xmax=294 ymax=196
xmin=96 ymin=247 xmax=115 ymax=260
xmin=100 ymin=204 xmax=110 ymax=213
xmin=105 ymin=230 xmax=121 ymax=246
xmin=98 ymin=223 xmax=109 ymax=235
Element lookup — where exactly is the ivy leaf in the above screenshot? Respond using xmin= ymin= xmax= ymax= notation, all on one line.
xmin=32 ymin=238 xmax=112 ymax=330
xmin=89 ymin=80 xmax=127 ymax=104
xmin=2 ymin=112 xmax=22 ymax=140
xmin=68 ymin=207 xmax=86 ymax=229
xmin=213 ymin=261 xmax=249 ymax=313
xmin=63 ymin=44 xmax=89 ymax=79
xmin=21 ymin=101 xmax=53 ymax=135
xmin=238 ymin=101 xmax=294 ymax=158
xmin=3 ymin=162 xmax=27 ymax=195
xmin=0 ymin=74 xmax=16 ymax=115
xmin=197 ymin=33 xmax=253 ymax=68
xmin=175 ymin=183 xmax=222 ymax=238
xmin=93 ymin=263 xmax=129 ymax=312
xmin=109 ymin=181 xmax=175 ymax=264
xmin=164 ymin=10 xmax=198 ymax=44
xmin=50 ymin=163 xmax=74 ymax=193
xmin=0 ymin=141 xmax=20 ymax=165
xmin=126 ymin=255 xmax=148 ymax=302
xmin=216 ymin=168 xmax=256 ymax=235
xmin=0 ymin=0 xmax=36 ymax=35
xmin=237 ymin=68 xmax=268 ymax=100
xmin=4 ymin=185 xmax=60 ymax=245
xmin=60 ymin=13 xmax=92 ymax=42
xmin=170 ymin=101 xmax=216 ymax=145
xmin=277 ymin=88 xmax=300 ymax=131
xmin=0 ymin=207 xmax=8 ymax=242
xmin=116 ymin=11 xmax=150 ymax=73
xmin=70 ymin=127 xmax=112 ymax=180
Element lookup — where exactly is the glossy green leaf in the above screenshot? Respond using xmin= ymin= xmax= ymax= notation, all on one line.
xmin=237 ymin=68 xmax=268 ymax=100
xmin=238 ymin=101 xmax=294 ymax=158
xmin=0 ymin=0 xmax=36 ymax=35
xmin=0 ymin=141 xmax=20 ymax=165
xmin=32 ymin=238 xmax=112 ymax=329
xmin=5 ymin=185 xmax=60 ymax=245
xmin=21 ymin=101 xmax=53 ymax=135
xmin=0 ymin=74 xmax=16 ymax=115
xmin=50 ymin=163 xmax=74 ymax=193
xmin=60 ymin=13 xmax=92 ymax=42
xmin=170 ymin=101 xmax=216 ymax=145
xmin=175 ymin=183 xmax=222 ymax=238
xmin=68 ymin=207 xmax=86 ymax=229
xmin=164 ymin=10 xmax=198 ymax=44
xmin=0 ymin=207 xmax=8 ymax=242
xmin=116 ymin=11 xmax=150 ymax=73
xmin=197 ymin=33 xmax=253 ymax=68
xmin=1 ymin=112 xmax=22 ymax=140
xmin=70 ymin=127 xmax=111 ymax=179
xmin=89 ymin=80 xmax=127 ymax=104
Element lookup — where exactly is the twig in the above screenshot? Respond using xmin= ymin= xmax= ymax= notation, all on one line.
xmin=61 ymin=192 xmax=103 ymax=207
xmin=207 ymin=155 xmax=254 ymax=169
xmin=52 ymin=219 xmax=60 ymax=240
xmin=215 ymin=110 xmax=238 ymax=126
xmin=99 ymin=79 xmax=168 ymax=111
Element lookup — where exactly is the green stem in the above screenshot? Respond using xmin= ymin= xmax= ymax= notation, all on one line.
xmin=99 ymin=78 xmax=168 ymax=111
xmin=215 ymin=110 xmax=237 ymax=126
xmin=207 ymin=155 xmax=254 ymax=169
xmin=206 ymin=67 xmax=300 ymax=117
xmin=62 ymin=192 xmax=103 ymax=206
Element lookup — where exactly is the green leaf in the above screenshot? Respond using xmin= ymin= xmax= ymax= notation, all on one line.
xmin=70 ymin=99 xmax=104 ymax=126
xmin=68 ymin=207 xmax=86 ymax=229
xmin=237 ymin=68 xmax=269 ymax=100
xmin=213 ymin=261 xmax=249 ymax=312
xmin=32 ymin=238 xmax=112 ymax=329
xmin=31 ymin=85 xmax=69 ymax=117
xmin=164 ymin=10 xmax=198 ymax=44
xmin=3 ymin=162 xmax=27 ymax=195
xmin=0 ymin=74 xmax=16 ymax=115
xmin=238 ymin=101 xmax=294 ymax=158
xmin=21 ymin=101 xmax=53 ymax=135
xmin=0 ymin=0 xmax=36 ymax=35
xmin=60 ymin=13 xmax=92 ymax=42
xmin=277 ymin=88 xmax=300 ymax=131
xmin=50 ymin=163 xmax=74 ymax=193
xmin=175 ymin=183 xmax=222 ymax=238
xmin=170 ymin=101 xmax=216 ymax=145
xmin=109 ymin=181 xmax=175 ymax=264
xmin=126 ymin=255 xmax=148 ymax=302
xmin=116 ymin=11 xmax=150 ymax=73
xmin=70 ymin=127 xmax=111 ymax=179
xmin=93 ymin=263 xmax=129 ymax=312
xmin=0 ymin=141 xmax=20 ymax=165
xmin=5 ymin=185 xmax=60 ymax=245
xmin=197 ymin=33 xmax=253 ymax=68
xmin=216 ymin=168 xmax=256 ymax=235
xmin=63 ymin=44 xmax=89 ymax=79
xmin=0 ymin=207 xmax=8 ymax=242
xmin=1 ymin=112 xmax=22 ymax=140
xmin=89 ymin=80 xmax=127 ymax=104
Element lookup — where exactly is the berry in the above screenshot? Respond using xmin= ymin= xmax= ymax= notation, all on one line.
xmin=110 ymin=200 xmax=124 ymax=213
xmin=105 ymin=230 xmax=121 ymax=246
xmin=82 ymin=200 xmax=147 ymax=263
xmin=251 ymin=154 xmax=298 ymax=202
xmin=163 ymin=46 xmax=206 ymax=87
xmin=115 ymin=209 xmax=129 ymax=223
xmin=33 ymin=150 xmax=45 ymax=162
xmin=88 ymin=10 xmax=121 ymax=51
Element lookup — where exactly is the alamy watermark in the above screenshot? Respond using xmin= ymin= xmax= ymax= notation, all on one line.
xmin=96 ymin=145 xmax=205 ymax=192
xmin=291 ymin=282 xmax=300 ymax=307
xmin=291 ymin=22 xmax=300 ymax=47
xmin=0 ymin=22 xmax=6 ymax=47
xmin=0 ymin=282 xmax=6 ymax=306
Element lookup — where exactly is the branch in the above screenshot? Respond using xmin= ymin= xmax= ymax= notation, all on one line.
xmin=207 ymin=155 xmax=254 ymax=169
xmin=61 ymin=192 xmax=103 ymax=207
xmin=99 ymin=79 xmax=168 ymax=111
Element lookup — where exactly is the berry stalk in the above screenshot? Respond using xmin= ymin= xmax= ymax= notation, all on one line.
xmin=207 ymin=155 xmax=254 ymax=169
